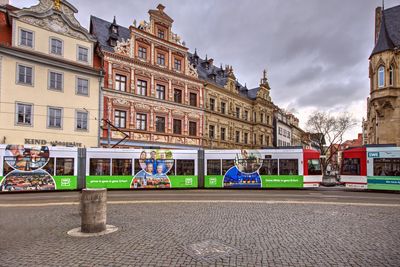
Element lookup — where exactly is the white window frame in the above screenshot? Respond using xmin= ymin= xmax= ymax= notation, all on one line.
xmin=47 ymin=107 xmax=63 ymax=129
xmin=18 ymin=28 xmax=34 ymax=49
xmin=16 ymin=63 xmax=34 ymax=86
xmin=76 ymin=76 xmax=90 ymax=96
xmin=48 ymin=70 xmax=64 ymax=91
xmin=136 ymin=113 xmax=147 ymax=131
xmin=15 ymin=102 xmax=33 ymax=126
xmin=49 ymin=37 xmax=64 ymax=56
xmin=77 ymin=45 xmax=90 ymax=63
xmin=75 ymin=110 xmax=89 ymax=131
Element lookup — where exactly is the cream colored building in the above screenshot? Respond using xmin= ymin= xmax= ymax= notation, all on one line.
xmin=366 ymin=5 xmax=400 ymax=146
xmin=0 ymin=0 xmax=102 ymax=147
xmin=188 ymin=50 xmax=275 ymax=149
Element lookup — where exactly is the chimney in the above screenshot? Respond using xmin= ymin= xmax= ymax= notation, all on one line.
xmin=375 ymin=7 xmax=382 ymax=44
xmin=0 ymin=0 xmax=9 ymax=6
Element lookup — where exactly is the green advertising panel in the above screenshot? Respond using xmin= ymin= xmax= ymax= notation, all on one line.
xmin=261 ymin=175 xmax=303 ymax=188
xmin=86 ymin=175 xmax=198 ymax=189
xmin=367 ymin=176 xmax=400 ymax=191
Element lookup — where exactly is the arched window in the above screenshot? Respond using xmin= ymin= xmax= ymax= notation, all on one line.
xmin=378 ymin=66 xmax=385 ymax=88
xmin=389 ymin=65 xmax=394 ymax=86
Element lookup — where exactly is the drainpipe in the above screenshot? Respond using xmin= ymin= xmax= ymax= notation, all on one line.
xmin=98 ymin=70 xmax=104 ymax=148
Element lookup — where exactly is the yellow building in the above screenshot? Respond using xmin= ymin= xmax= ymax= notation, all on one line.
xmin=188 ymin=51 xmax=275 ymax=149
xmin=366 ymin=5 xmax=400 ymax=146
xmin=0 ymin=0 xmax=102 ymax=147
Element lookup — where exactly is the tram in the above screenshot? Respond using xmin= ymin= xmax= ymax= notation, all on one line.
xmin=340 ymin=145 xmax=400 ymax=190
xmin=204 ymin=148 xmax=322 ymax=188
xmin=1 ymin=144 xmax=322 ymax=192
xmin=0 ymin=144 xmax=78 ymax=192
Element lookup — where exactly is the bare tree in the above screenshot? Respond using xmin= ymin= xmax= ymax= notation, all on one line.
xmin=306 ymin=111 xmax=357 ymax=176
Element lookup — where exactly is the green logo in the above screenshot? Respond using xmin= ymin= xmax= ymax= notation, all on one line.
xmin=368 ymin=152 xmax=380 ymax=158
xmin=209 ymin=177 xmax=217 ymax=185
xmin=185 ymin=178 xmax=193 ymax=186
xmin=61 ymin=178 xmax=71 ymax=187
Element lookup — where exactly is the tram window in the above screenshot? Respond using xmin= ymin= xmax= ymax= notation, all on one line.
xmin=134 ymin=159 xmax=141 ymax=175
xmin=3 ymin=159 xmax=14 ymax=176
xmin=341 ymin=158 xmax=360 ymax=175
xmin=56 ymin=158 xmax=74 ymax=175
xmin=373 ymin=158 xmax=400 ymax=176
xmin=42 ymin=157 xmax=55 ymax=176
xmin=308 ymin=159 xmax=322 ymax=175
xmin=259 ymin=159 xmax=278 ymax=175
xmin=222 ymin=160 xmax=235 ymax=175
xmin=279 ymin=159 xmax=298 ymax=175
xmin=176 ymin=160 xmax=194 ymax=175
xmin=207 ymin=160 xmax=221 ymax=175
xmin=112 ymin=159 xmax=132 ymax=176
xmin=90 ymin=159 xmax=110 ymax=176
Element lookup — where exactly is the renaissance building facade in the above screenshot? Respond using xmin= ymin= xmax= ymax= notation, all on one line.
xmin=188 ymin=51 xmax=275 ymax=149
xmin=0 ymin=0 xmax=102 ymax=147
xmin=90 ymin=4 xmax=204 ymax=148
xmin=366 ymin=5 xmax=400 ymax=146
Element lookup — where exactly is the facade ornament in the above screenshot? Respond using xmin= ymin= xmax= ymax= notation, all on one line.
xmin=138 ymin=20 xmax=151 ymax=33
xmin=187 ymin=62 xmax=198 ymax=78
xmin=113 ymin=98 xmax=129 ymax=106
xmin=171 ymin=32 xmax=182 ymax=45
xmin=114 ymin=38 xmax=132 ymax=56
xmin=53 ymin=0 xmax=61 ymax=11
xmin=133 ymin=19 xmax=137 ymax=27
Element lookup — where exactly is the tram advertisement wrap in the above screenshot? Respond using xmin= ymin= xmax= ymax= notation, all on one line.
xmin=205 ymin=149 xmax=303 ymax=188
xmin=367 ymin=177 xmax=400 ymax=190
xmin=86 ymin=149 xmax=198 ymax=189
xmin=0 ymin=145 xmax=77 ymax=192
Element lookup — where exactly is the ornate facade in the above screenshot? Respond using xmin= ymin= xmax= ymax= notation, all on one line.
xmin=90 ymin=5 xmax=204 ymax=148
xmin=366 ymin=5 xmax=400 ymax=146
xmin=188 ymin=51 xmax=275 ymax=149
xmin=0 ymin=0 xmax=102 ymax=147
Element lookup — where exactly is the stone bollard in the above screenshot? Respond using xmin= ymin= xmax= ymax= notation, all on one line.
xmin=80 ymin=188 xmax=107 ymax=233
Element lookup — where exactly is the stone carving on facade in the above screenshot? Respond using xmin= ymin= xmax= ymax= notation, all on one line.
xmin=171 ymin=32 xmax=182 ymax=45
xmin=135 ymin=133 xmax=150 ymax=141
xmin=20 ymin=0 xmax=52 ymax=13
xmin=154 ymin=135 xmax=168 ymax=142
xmin=114 ymin=38 xmax=132 ymax=56
xmin=173 ymin=110 xmax=185 ymax=117
xmin=20 ymin=15 xmax=87 ymax=41
xmin=113 ymin=98 xmax=130 ymax=106
xmin=138 ymin=20 xmax=151 ymax=33
xmin=154 ymin=75 xmax=169 ymax=82
xmin=135 ymin=103 xmax=151 ymax=111
xmin=172 ymin=80 xmax=185 ymax=87
xmin=135 ymin=69 xmax=152 ymax=78
xmin=187 ymin=62 xmax=198 ymax=78
xmin=153 ymin=106 xmax=168 ymax=114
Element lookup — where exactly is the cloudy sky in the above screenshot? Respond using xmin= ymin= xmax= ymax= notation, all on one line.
xmin=12 ymin=0 xmax=399 ymax=140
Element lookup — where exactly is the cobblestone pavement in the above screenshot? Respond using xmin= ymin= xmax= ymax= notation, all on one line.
xmin=1 ymin=199 xmax=400 ymax=267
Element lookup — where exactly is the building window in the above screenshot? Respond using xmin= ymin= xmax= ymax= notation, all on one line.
xmin=261 ymin=135 xmax=264 ymax=145
xmin=156 ymin=116 xmax=165 ymax=133
xmin=136 ymin=113 xmax=147 ymax=130
xmin=49 ymin=71 xmax=63 ymax=91
xmin=209 ymin=125 xmax=215 ymax=139
xmin=174 ymin=59 xmax=181 ymax=71
xmin=236 ymin=107 xmax=240 ymax=119
xmin=157 ymin=53 xmax=165 ymax=66
xmin=48 ymin=107 xmax=62 ymax=128
xmin=244 ymin=133 xmax=248 ymax=144
xmin=17 ymin=65 xmax=33 ymax=85
xmin=158 ymin=29 xmax=165 ymax=39
xmin=389 ymin=65 xmax=394 ymax=86
xmin=253 ymin=133 xmax=256 ymax=145
xmin=76 ymin=111 xmax=88 ymax=130
xmin=261 ymin=113 xmax=264 ymax=123
xmin=16 ymin=103 xmax=32 ymax=125
xmin=138 ymin=46 xmax=147 ymax=59
xmin=136 ymin=80 xmax=147 ymax=96
xmin=156 ymin=84 xmax=165 ymax=100
xmin=173 ymin=119 xmax=182 ymax=135
xmin=115 ymin=74 xmax=127 ymax=92
xmin=114 ymin=110 xmax=126 ymax=128
xmin=20 ymin=29 xmax=33 ymax=47
xmin=266 ymin=136 xmax=269 ymax=146
xmin=244 ymin=110 xmax=248 ymax=120
xmin=189 ymin=121 xmax=197 ymax=136
xmin=221 ymin=102 xmax=226 ymax=114
xmin=78 ymin=46 xmax=89 ymax=62
xmin=253 ymin=112 xmax=257 ymax=122
xmin=267 ymin=116 xmax=270 ymax=125
xmin=235 ymin=131 xmax=240 ymax=143
xmin=378 ymin=66 xmax=385 ymax=88
xmin=77 ymin=78 xmax=89 ymax=96
xmin=221 ymin=127 xmax=226 ymax=141
xmin=174 ymin=89 xmax=182 ymax=103
xmin=50 ymin=38 xmax=62 ymax=55
xmin=189 ymin=93 xmax=197 ymax=107
xmin=210 ymin=98 xmax=215 ymax=111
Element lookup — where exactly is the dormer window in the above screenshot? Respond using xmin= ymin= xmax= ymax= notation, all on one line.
xmin=111 ymin=25 xmax=118 ymax=34
xmin=109 ymin=38 xmax=117 ymax=47
xmin=158 ymin=29 xmax=165 ymax=39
